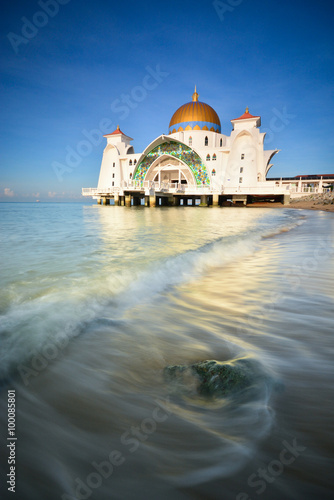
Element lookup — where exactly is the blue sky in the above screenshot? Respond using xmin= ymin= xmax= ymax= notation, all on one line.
xmin=1 ymin=0 xmax=333 ymax=201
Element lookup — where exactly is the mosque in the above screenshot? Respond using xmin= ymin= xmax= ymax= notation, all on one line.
xmin=82 ymin=88 xmax=328 ymax=206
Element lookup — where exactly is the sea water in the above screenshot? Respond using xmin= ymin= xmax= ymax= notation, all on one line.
xmin=0 ymin=202 xmax=333 ymax=500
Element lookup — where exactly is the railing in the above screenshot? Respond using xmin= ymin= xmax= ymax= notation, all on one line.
xmin=287 ymin=186 xmax=323 ymax=194
xmin=121 ymin=180 xmax=143 ymax=190
xmin=84 ymin=182 xmax=317 ymax=198
xmin=121 ymin=180 xmax=188 ymax=193
xmin=82 ymin=187 xmax=119 ymax=196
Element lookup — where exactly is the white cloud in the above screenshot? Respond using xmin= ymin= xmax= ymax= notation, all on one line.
xmin=4 ymin=188 xmax=14 ymax=197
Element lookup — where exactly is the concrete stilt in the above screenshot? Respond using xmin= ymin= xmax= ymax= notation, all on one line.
xmin=149 ymin=195 xmax=156 ymax=207
xmin=283 ymin=194 xmax=290 ymax=205
xmin=232 ymin=195 xmax=247 ymax=206
xmin=97 ymin=198 xmax=102 ymax=205
xmin=212 ymin=194 xmax=219 ymax=207
xmin=114 ymin=194 xmax=119 ymax=206
xmin=200 ymin=195 xmax=208 ymax=206
xmin=103 ymin=198 xmax=110 ymax=205
xmin=125 ymin=195 xmax=131 ymax=207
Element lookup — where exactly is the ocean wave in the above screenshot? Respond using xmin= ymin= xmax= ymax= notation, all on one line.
xmin=0 ymin=209 xmax=305 ymax=381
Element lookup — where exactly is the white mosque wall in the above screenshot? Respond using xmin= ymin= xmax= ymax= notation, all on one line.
xmin=169 ymin=129 xmax=226 ymax=150
xmin=232 ymin=116 xmax=261 ymax=131
xmin=95 ymin=115 xmax=279 ymax=195
xmin=97 ymin=144 xmax=120 ymax=190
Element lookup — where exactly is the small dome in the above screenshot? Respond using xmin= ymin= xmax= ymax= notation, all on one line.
xmin=169 ymin=87 xmax=221 ymax=134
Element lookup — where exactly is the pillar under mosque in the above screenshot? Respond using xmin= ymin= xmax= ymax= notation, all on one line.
xmin=145 ymin=196 xmax=150 ymax=207
xmin=283 ymin=194 xmax=290 ymax=205
xmin=200 ymin=195 xmax=208 ymax=206
xmin=114 ymin=194 xmax=119 ymax=206
xmin=97 ymin=198 xmax=102 ymax=205
xmin=212 ymin=194 xmax=219 ymax=207
xmin=125 ymin=195 xmax=131 ymax=207
xmin=103 ymin=198 xmax=110 ymax=205
xmin=149 ymin=195 xmax=156 ymax=207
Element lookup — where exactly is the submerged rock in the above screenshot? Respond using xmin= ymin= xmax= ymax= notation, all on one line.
xmin=164 ymin=358 xmax=254 ymax=398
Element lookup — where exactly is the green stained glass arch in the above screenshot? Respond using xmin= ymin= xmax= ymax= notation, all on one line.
xmin=133 ymin=141 xmax=210 ymax=186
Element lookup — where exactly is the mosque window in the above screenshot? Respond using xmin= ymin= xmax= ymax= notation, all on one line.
xmin=240 ymin=167 xmax=243 ymax=173
xmin=205 ymin=136 xmax=208 ymax=146
xmin=212 ymin=154 xmax=217 ymax=161
xmin=212 ymin=169 xmax=216 ymax=176
xmin=189 ymin=136 xmax=192 ymax=146
xmin=113 ymin=162 xmax=115 ymax=168
xmin=129 ymin=160 xmax=133 ymax=166
xmin=220 ymin=138 xmax=223 ymax=147
xmin=112 ymin=173 xmax=115 ymax=178
xmin=241 ymin=154 xmax=245 ymax=160
xmin=134 ymin=159 xmax=137 ymax=165
xmin=206 ymin=154 xmax=211 ymax=161
xmin=130 ymin=173 xmax=132 ymax=179
xmin=239 ymin=177 xmax=243 ymax=183
xmin=112 ymin=181 xmax=114 ymax=186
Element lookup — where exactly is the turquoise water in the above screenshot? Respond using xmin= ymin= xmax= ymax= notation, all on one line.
xmin=0 ymin=202 xmax=333 ymax=499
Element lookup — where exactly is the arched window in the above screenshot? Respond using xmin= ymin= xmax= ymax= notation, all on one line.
xmin=129 ymin=160 xmax=133 ymax=166
xmin=241 ymin=154 xmax=245 ymax=160
xmin=212 ymin=169 xmax=216 ymax=176
xmin=205 ymin=136 xmax=208 ymax=146
xmin=212 ymin=154 xmax=217 ymax=161
xmin=134 ymin=159 xmax=137 ymax=165
xmin=189 ymin=136 xmax=192 ymax=146
xmin=220 ymin=138 xmax=223 ymax=147
xmin=129 ymin=173 xmax=132 ymax=179
xmin=206 ymin=154 xmax=211 ymax=161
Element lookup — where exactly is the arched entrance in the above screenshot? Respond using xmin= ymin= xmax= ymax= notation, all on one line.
xmin=133 ymin=139 xmax=210 ymax=186
xmin=144 ymin=155 xmax=195 ymax=187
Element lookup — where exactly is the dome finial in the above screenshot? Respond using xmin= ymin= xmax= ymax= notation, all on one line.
xmin=245 ymin=106 xmax=249 ymax=113
xmin=192 ymin=85 xmax=199 ymax=102
xmin=116 ymin=124 xmax=120 ymax=130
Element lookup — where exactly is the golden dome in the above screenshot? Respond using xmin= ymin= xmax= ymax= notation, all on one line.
xmin=169 ymin=87 xmax=221 ymax=134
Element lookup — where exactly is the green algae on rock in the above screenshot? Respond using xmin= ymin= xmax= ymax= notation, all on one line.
xmin=164 ymin=358 xmax=254 ymax=398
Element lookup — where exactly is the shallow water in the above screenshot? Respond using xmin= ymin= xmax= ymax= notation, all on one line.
xmin=0 ymin=203 xmax=333 ymax=500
